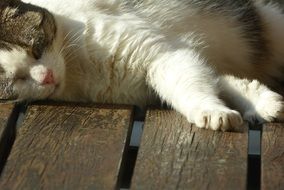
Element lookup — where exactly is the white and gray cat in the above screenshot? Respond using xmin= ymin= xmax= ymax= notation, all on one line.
xmin=0 ymin=0 xmax=284 ymax=131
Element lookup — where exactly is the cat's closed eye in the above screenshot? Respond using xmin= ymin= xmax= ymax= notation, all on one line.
xmin=32 ymin=39 xmax=45 ymax=60
xmin=32 ymin=47 xmax=42 ymax=60
xmin=27 ymin=45 xmax=42 ymax=60
xmin=0 ymin=66 xmax=4 ymax=75
xmin=15 ymin=74 xmax=28 ymax=81
xmin=13 ymin=69 xmax=29 ymax=81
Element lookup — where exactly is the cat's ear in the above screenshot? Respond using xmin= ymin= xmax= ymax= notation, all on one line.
xmin=0 ymin=0 xmax=44 ymax=26
xmin=0 ymin=0 xmax=20 ymax=5
xmin=0 ymin=0 xmax=21 ymax=8
xmin=2 ymin=0 xmax=20 ymax=3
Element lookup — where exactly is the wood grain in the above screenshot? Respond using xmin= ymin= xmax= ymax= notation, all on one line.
xmin=0 ymin=104 xmax=15 ymax=142
xmin=0 ymin=104 xmax=133 ymax=190
xmin=0 ymin=103 xmax=17 ymax=172
xmin=261 ymin=124 xmax=284 ymax=190
xmin=131 ymin=109 xmax=248 ymax=190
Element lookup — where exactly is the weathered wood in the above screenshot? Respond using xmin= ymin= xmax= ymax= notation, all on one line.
xmin=0 ymin=103 xmax=17 ymax=173
xmin=0 ymin=104 xmax=133 ymax=190
xmin=0 ymin=104 xmax=15 ymax=142
xmin=261 ymin=124 xmax=284 ymax=190
xmin=131 ymin=109 xmax=248 ymax=190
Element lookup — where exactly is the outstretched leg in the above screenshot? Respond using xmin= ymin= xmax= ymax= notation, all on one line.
xmin=147 ymin=49 xmax=243 ymax=131
xmin=220 ymin=75 xmax=284 ymax=125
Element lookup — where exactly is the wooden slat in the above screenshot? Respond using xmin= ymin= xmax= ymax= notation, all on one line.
xmin=0 ymin=104 xmax=15 ymax=141
xmin=0 ymin=103 xmax=17 ymax=172
xmin=0 ymin=104 xmax=133 ymax=190
xmin=261 ymin=124 xmax=284 ymax=190
xmin=131 ymin=109 xmax=248 ymax=190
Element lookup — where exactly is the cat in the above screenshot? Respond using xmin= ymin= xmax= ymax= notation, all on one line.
xmin=0 ymin=0 xmax=284 ymax=131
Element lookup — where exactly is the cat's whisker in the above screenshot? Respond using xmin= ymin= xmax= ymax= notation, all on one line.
xmin=63 ymin=46 xmax=88 ymax=60
xmin=3 ymin=0 xmax=284 ymax=132
xmin=62 ymin=29 xmax=82 ymax=44
xmin=59 ymin=30 xmax=84 ymax=55
xmin=60 ymin=43 xmax=80 ymax=52
xmin=63 ymin=30 xmax=83 ymax=46
xmin=60 ymin=32 xmax=80 ymax=53
xmin=61 ymin=42 xmax=92 ymax=61
xmin=61 ymin=46 xmax=82 ymax=60
xmin=62 ymin=30 xmax=74 ymax=43
xmin=65 ymin=55 xmax=80 ymax=64
xmin=62 ymin=39 xmax=103 ymax=64
xmin=61 ymin=40 xmax=80 ymax=52
xmin=59 ymin=43 xmax=80 ymax=56
xmin=63 ymin=51 xmax=85 ymax=64
xmin=59 ymin=28 xmax=96 ymax=58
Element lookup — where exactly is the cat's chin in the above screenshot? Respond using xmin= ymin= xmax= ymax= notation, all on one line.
xmin=47 ymin=83 xmax=62 ymax=99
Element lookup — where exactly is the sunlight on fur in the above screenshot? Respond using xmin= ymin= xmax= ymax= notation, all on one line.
xmin=0 ymin=0 xmax=284 ymax=131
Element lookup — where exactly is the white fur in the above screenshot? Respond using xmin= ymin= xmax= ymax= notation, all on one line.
xmin=1 ymin=0 xmax=284 ymax=130
xmin=220 ymin=75 xmax=284 ymax=124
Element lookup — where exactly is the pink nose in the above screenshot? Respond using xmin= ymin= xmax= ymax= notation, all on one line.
xmin=41 ymin=69 xmax=55 ymax=85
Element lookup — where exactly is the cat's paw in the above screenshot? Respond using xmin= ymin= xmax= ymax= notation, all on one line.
xmin=193 ymin=106 xmax=243 ymax=131
xmin=243 ymin=91 xmax=284 ymax=124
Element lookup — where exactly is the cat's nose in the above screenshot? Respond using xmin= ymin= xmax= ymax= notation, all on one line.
xmin=41 ymin=69 xmax=55 ymax=85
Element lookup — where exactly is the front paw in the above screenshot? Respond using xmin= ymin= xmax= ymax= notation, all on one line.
xmin=192 ymin=106 xmax=243 ymax=131
xmin=244 ymin=91 xmax=284 ymax=124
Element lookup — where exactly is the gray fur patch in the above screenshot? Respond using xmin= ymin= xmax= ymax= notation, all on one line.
xmin=127 ymin=0 xmax=268 ymax=63
xmin=181 ymin=0 xmax=268 ymax=63
xmin=0 ymin=76 xmax=17 ymax=100
xmin=0 ymin=0 xmax=56 ymax=59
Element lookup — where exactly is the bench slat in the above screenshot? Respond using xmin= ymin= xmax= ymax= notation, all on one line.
xmin=0 ymin=104 xmax=133 ymax=190
xmin=261 ymin=124 xmax=284 ymax=190
xmin=131 ymin=109 xmax=248 ymax=190
xmin=0 ymin=104 xmax=15 ymax=142
xmin=0 ymin=103 xmax=17 ymax=171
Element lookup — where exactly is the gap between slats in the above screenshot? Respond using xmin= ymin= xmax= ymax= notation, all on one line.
xmin=122 ymin=117 xmax=263 ymax=190
xmin=247 ymin=128 xmax=261 ymax=190
xmin=0 ymin=104 xmax=266 ymax=190
xmin=0 ymin=103 xmax=26 ymax=175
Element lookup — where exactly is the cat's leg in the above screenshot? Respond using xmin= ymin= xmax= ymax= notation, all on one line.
xmin=147 ymin=49 xmax=243 ymax=131
xmin=220 ymin=75 xmax=284 ymax=124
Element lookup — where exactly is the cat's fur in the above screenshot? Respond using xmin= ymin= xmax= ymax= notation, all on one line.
xmin=0 ymin=0 xmax=284 ymax=131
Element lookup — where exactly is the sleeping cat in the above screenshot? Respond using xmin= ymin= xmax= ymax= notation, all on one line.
xmin=0 ymin=0 xmax=284 ymax=131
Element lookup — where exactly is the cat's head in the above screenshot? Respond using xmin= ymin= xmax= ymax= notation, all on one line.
xmin=0 ymin=0 xmax=65 ymax=102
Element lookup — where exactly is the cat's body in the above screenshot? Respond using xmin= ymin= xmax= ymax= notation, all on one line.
xmin=1 ymin=0 xmax=284 ymax=131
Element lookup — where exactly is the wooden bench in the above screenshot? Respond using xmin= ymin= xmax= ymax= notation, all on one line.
xmin=0 ymin=102 xmax=283 ymax=189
